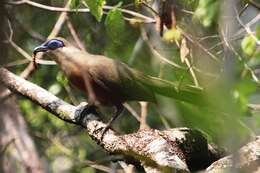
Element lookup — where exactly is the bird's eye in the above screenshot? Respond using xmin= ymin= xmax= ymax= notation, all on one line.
xmin=46 ymin=39 xmax=64 ymax=50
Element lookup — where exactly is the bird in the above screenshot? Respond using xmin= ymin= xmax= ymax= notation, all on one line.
xmin=33 ymin=37 xmax=204 ymax=136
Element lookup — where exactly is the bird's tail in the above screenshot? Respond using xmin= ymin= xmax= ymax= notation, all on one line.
xmin=136 ymin=73 xmax=206 ymax=105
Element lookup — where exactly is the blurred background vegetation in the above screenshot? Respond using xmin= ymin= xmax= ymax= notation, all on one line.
xmin=1 ymin=0 xmax=260 ymax=172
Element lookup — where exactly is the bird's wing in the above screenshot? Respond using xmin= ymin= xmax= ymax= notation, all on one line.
xmin=86 ymin=57 xmax=156 ymax=103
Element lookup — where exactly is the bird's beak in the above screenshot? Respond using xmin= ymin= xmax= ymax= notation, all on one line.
xmin=32 ymin=45 xmax=49 ymax=69
xmin=33 ymin=45 xmax=49 ymax=55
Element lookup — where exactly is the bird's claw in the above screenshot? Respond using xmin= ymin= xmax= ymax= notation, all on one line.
xmin=93 ymin=125 xmax=110 ymax=141
xmin=74 ymin=103 xmax=99 ymax=126
xmin=81 ymin=104 xmax=99 ymax=115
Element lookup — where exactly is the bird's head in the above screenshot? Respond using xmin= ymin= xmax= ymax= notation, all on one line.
xmin=33 ymin=38 xmax=66 ymax=55
xmin=32 ymin=37 xmax=72 ymax=67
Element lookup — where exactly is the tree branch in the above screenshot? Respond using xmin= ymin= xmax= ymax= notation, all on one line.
xmin=7 ymin=0 xmax=156 ymax=23
xmin=206 ymin=136 xmax=260 ymax=172
xmin=0 ymin=67 xmax=218 ymax=172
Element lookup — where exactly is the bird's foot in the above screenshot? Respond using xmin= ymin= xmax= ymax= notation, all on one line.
xmin=81 ymin=104 xmax=99 ymax=116
xmin=74 ymin=103 xmax=99 ymax=127
xmin=93 ymin=124 xmax=111 ymax=141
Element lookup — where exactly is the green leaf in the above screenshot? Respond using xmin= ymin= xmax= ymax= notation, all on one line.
xmin=84 ymin=0 xmax=105 ymax=21
xmin=241 ymin=35 xmax=256 ymax=56
xmin=134 ymin=0 xmax=141 ymax=7
xmin=234 ymin=78 xmax=257 ymax=112
xmin=163 ymin=28 xmax=181 ymax=42
xmin=56 ymin=71 xmax=68 ymax=86
xmin=193 ymin=0 xmax=219 ymax=27
xmin=105 ymin=4 xmax=125 ymax=44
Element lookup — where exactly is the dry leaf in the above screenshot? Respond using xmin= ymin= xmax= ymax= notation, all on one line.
xmin=180 ymin=38 xmax=189 ymax=63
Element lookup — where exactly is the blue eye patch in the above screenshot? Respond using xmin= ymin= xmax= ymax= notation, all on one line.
xmin=44 ymin=39 xmax=65 ymax=50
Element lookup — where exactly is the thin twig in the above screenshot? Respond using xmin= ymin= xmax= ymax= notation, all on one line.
xmin=2 ymin=59 xmax=30 ymax=67
xmin=235 ymin=8 xmax=260 ymax=46
xmin=8 ymin=38 xmax=56 ymax=65
xmin=9 ymin=13 xmax=45 ymax=41
xmin=140 ymin=26 xmax=217 ymax=78
xmin=19 ymin=0 xmax=70 ymax=78
xmin=184 ymin=55 xmax=199 ymax=86
xmin=207 ymin=34 xmax=244 ymax=51
xmin=8 ymin=0 xmax=156 ymax=23
xmin=123 ymin=103 xmax=140 ymax=122
xmin=5 ymin=19 xmax=55 ymax=65
xmin=198 ymin=35 xmax=220 ymax=42
xmin=140 ymin=27 xmax=185 ymax=70
xmin=151 ymin=45 xmax=185 ymax=69
xmin=234 ymin=13 xmax=260 ymax=38
xmin=179 ymin=37 xmax=200 ymax=87
xmin=66 ymin=17 xmax=86 ymax=51
xmin=249 ymin=0 xmax=260 ymax=9
xmin=239 ymin=3 xmax=249 ymax=16
xmin=1 ymin=1 xmax=69 ymax=102
xmin=139 ymin=102 xmax=149 ymax=130
xmin=221 ymin=29 xmax=260 ymax=83
xmin=180 ymin=29 xmax=221 ymax=63
xmin=141 ymin=2 xmax=159 ymax=15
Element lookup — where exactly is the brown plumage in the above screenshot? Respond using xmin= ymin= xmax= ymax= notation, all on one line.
xmin=33 ymin=37 xmax=204 ymax=136
xmin=52 ymin=41 xmax=157 ymax=106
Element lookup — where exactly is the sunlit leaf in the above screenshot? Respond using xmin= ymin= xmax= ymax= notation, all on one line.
xmin=234 ymin=78 xmax=257 ymax=112
xmin=180 ymin=38 xmax=189 ymax=63
xmin=163 ymin=28 xmax=181 ymax=42
xmin=194 ymin=0 xmax=219 ymax=27
xmin=84 ymin=0 xmax=105 ymax=21
xmin=134 ymin=0 xmax=141 ymax=7
xmin=241 ymin=35 xmax=256 ymax=56
xmin=105 ymin=4 xmax=125 ymax=44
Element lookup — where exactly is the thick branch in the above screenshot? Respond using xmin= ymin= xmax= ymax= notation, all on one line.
xmin=0 ymin=67 xmax=218 ymax=172
xmin=207 ymin=136 xmax=260 ymax=172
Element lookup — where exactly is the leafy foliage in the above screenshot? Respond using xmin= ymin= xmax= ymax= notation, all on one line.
xmin=241 ymin=23 xmax=260 ymax=58
xmin=242 ymin=34 xmax=257 ymax=56
xmin=105 ymin=3 xmax=125 ymax=44
xmin=194 ymin=0 xmax=219 ymax=27
xmin=84 ymin=0 xmax=106 ymax=21
xmin=163 ymin=28 xmax=181 ymax=42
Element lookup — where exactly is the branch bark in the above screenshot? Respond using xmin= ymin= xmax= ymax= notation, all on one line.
xmin=207 ymin=136 xmax=260 ymax=172
xmin=0 ymin=67 xmax=218 ymax=172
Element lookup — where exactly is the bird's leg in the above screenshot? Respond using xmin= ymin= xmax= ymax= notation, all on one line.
xmin=75 ymin=102 xmax=100 ymax=126
xmin=100 ymin=104 xmax=124 ymax=138
xmin=75 ymin=72 xmax=102 ymax=125
xmin=82 ymin=73 xmax=98 ymax=105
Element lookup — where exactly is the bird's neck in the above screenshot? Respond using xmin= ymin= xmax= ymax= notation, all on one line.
xmin=49 ymin=47 xmax=82 ymax=74
xmin=52 ymin=47 xmax=77 ymax=63
xmin=49 ymin=46 xmax=94 ymax=78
